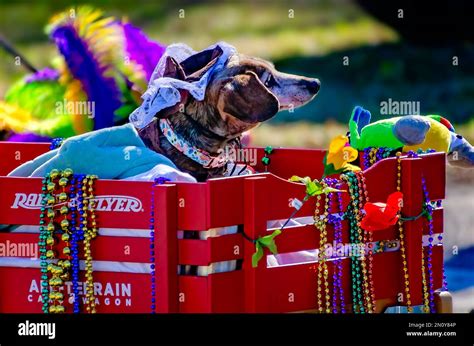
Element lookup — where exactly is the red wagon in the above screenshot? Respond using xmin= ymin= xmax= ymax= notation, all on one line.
xmin=0 ymin=142 xmax=450 ymax=313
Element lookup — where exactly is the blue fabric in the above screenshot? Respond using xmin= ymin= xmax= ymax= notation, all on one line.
xmin=8 ymin=124 xmax=177 ymax=179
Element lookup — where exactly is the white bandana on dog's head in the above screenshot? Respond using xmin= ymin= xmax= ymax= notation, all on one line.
xmin=129 ymin=41 xmax=237 ymax=129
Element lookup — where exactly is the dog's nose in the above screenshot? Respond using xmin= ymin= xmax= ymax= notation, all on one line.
xmin=305 ymin=78 xmax=320 ymax=94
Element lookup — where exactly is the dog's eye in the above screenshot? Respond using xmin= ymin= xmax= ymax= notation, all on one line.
xmin=264 ymin=74 xmax=276 ymax=88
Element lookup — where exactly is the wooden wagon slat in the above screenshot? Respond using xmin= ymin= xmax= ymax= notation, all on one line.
xmin=178 ymin=233 xmax=244 ymax=265
xmin=0 ymin=142 xmax=50 ymax=176
xmin=0 ymin=232 xmax=150 ymax=263
xmin=0 ymin=267 xmax=151 ymax=313
xmin=154 ymin=183 xmax=179 ymax=313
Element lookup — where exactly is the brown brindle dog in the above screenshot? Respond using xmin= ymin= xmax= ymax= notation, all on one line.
xmin=138 ymin=46 xmax=320 ymax=181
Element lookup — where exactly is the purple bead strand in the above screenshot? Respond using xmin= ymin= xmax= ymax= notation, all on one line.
xmin=325 ymin=177 xmax=346 ymax=313
xmin=421 ymin=176 xmax=436 ymax=313
xmin=335 ymin=190 xmax=346 ymax=313
xmin=149 ymin=177 xmax=171 ymax=313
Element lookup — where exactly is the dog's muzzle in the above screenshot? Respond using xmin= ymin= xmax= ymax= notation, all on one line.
xmin=301 ymin=78 xmax=320 ymax=94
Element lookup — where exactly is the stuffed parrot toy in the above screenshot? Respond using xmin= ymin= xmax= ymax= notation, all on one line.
xmin=349 ymin=106 xmax=474 ymax=167
xmin=0 ymin=6 xmax=166 ymax=142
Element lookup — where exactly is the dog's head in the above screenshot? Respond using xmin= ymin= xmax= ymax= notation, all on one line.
xmin=208 ymin=54 xmax=320 ymax=133
xmin=161 ymin=46 xmax=320 ymax=139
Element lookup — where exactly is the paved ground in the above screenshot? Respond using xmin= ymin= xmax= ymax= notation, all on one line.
xmin=444 ymin=169 xmax=474 ymax=313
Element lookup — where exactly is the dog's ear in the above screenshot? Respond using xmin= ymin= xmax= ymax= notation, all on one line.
xmin=218 ymin=71 xmax=279 ymax=123
xmin=180 ymin=46 xmax=223 ymax=81
xmin=162 ymin=56 xmax=186 ymax=80
xmin=154 ymin=56 xmax=188 ymax=119
xmin=155 ymin=48 xmax=224 ymax=119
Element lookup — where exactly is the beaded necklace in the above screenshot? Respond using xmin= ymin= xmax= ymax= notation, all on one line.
xmin=149 ymin=177 xmax=171 ymax=313
xmin=80 ymin=175 xmax=98 ymax=313
xmin=334 ymin=191 xmax=346 ymax=313
xmin=433 ymin=196 xmax=448 ymax=292
xmin=69 ymin=174 xmax=82 ymax=313
xmin=414 ymin=149 xmax=448 ymax=293
xmin=405 ymin=151 xmax=430 ymax=313
xmin=395 ymin=152 xmax=413 ymax=312
xmin=363 ymin=147 xmax=392 ymax=168
xmin=50 ymin=169 xmax=69 ymax=313
xmin=437 ymin=201 xmax=448 ymax=292
xmin=57 ymin=170 xmax=74 ymax=313
xmin=368 ymin=148 xmax=378 ymax=167
xmin=341 ymin=172 xmax=365 ymax=313
xmin=422 ymin=174 xmax=436 ymax=312
xmin=39 ymin=169 xmax=99 ymax=314
xmin=39 ymin=169 xmax=74 ymax=313
xmin=261 ymin=146 xmax=273 ymax=171
xmin=50 ymin=137 xmax=64 ymax=150
xmin=315 ymin=184 xmax=331 ymax=313
xmin=325 ymin=178 xmax=346 ymax=313
xmin=362 ymin=148 xmax=371 ymax=168
xmin=349 ymin=172 xmax=371 ymax=313
xmin=355 ymin=172 xmax=376 ymax=313
xmin=405 ymin=150 xmax=440 ymax=312
xmin=149 ymin=182 xmax=157 ymax=314
xmin=39 ymin=176 xmax=51 ymax=313
xmin=351 ymin=173 xmax=370 ymax=314
xmin=397 ymin=150 xmax=443 ymax=313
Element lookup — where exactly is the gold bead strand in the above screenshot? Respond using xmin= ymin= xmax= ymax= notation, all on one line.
xmin=396 ymin=152 xmax=413 ymax=313
xmin=81 ymin=175 xmax=93 ymax=313
xmin=357 ymin=172 xmax=376 ymax=313
xmin=315 ymin=194 xmax=324 ymax=313
xmin=420 ymin=246 xmax=430 ymax=313
xmin=57 ymin=170 xmax=73 ymax=313
xmin=315 ymin=189 xmax=331 ymax=313
xmin=369 ymin=148 xmax=377 ymax=167
xmin=46 ymin=170 xmax=67 ymax=313
xmin=322 ymin=188 xmax=331 ymax=313
xmin=85 ymin=175 xmax=98 ymax=313
xmin=45 ymin=171 xmax=59 ymax=313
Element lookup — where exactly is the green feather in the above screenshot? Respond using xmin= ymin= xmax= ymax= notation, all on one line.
xmin=6 ymin=79 xmax=66 ymax=120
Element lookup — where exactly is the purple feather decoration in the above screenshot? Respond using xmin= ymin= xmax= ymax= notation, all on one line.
xmin=8 ymin=132 xmax=51 ymax=143
xmin=122 ymin=23 xmax=166 ymax=81
xmin=25 ymin=68 xmax=59 ymax=84
xmin=50 ymin=25 xmax=122 ymax=130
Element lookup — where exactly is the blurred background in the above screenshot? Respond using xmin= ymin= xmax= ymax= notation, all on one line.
xmin=0 ymin=0 xmax=473 ymax=312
